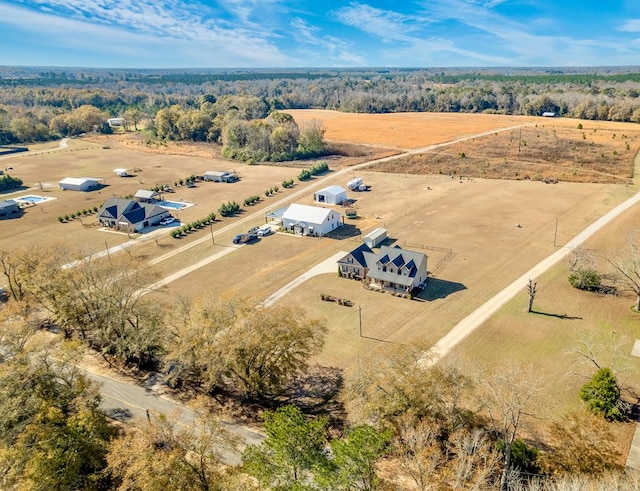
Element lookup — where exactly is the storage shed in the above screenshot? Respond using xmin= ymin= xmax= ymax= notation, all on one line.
xmin=58 ymin=177 xmax=104 ymax=192
xmin=113 ymin=168 xmax=131 ymax=177
xmin=314 ymin=185 xmax=347 ymax=205
xmin=203 ymin=171 xmax=238 ymax=183
xmin=363 ymin=227 xmax=387 ymax=248
xmin=133 ymin=190 xmax=162 ymax=202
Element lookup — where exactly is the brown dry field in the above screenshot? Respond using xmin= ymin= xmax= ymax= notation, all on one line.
xmin=450 ymin=197 xmax=640 ymax=464
xmin=288 ymin=109 xmax=640 ymax=184
xmin=286 ymin=109 xmax=537 ymax=149
xmin=149 ymin=171 xmax=631 ymax=369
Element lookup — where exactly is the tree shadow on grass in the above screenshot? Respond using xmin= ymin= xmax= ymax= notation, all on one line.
xmin=530 ymin=310 xmax=582 ymax=320
xmin=417 ymin=277 xmax=467 ymax=301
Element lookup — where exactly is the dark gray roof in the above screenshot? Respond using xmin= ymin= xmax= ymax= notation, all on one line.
xmin=338 ymin=243 xmax=373 ymax=268
xmin=99 ymin=198 xmax=166 ymax=225
xmin=0 ymin=199 xmax=18 ymax=210
xmin=363 ymin=245 xmax=427 ymax=287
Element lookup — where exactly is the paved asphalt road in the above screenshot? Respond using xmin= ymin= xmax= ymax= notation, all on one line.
xmin=80 ymin=368 xmax=264 ymax=465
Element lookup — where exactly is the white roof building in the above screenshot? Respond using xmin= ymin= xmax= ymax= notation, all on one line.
xmin=281 ymin=203 xmax=342 ymax=236
xmin=314 ymin=185 xmax=347 ymax=205
xmin=58 ymin=177 xmax=104 ymax=192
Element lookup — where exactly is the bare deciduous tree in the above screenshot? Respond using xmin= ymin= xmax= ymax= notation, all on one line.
xmin=607 ymin=235 xmax=640 ymax=311
xmin=481 ymin=365 xmax=539 ymax=491
xmin=527 ymin=279 xmax=537 ymax=313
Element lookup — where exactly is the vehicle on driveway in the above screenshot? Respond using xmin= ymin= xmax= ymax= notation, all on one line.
xmin=159 ymin=216 xmax=176 ymax=225
xmin=233 ymin=233 xmax=259 ymax=244
xmin=257 ymin=224 xmax=273 ymax=236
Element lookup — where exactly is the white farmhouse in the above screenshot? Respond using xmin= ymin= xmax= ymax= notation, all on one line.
xmin=281 ymin=203 xmax=342 ymax=236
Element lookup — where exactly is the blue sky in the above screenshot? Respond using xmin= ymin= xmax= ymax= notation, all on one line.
xmin=1 ymin=0 xmax=640 ymax=68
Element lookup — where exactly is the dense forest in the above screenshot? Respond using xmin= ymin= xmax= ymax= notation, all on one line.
xmin=2 ymin=67 xmax=640 ymax=149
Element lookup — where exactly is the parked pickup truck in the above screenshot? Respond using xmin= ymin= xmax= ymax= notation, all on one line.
xmin=256 ymin=224 xmax=273 ymax=236
xmin=232 ymin=233 xmax=259 ymax=244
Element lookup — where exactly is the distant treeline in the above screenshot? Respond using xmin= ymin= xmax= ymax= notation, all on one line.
xmin=3 ymin=67 xmax=640 ymax=146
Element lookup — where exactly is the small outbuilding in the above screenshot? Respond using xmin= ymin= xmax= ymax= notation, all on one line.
xmin=363 ymin=227 xmax=387 ymax=248
xmin=58 ymin=177 xmax=104 ymax=192
xmin=107 ymin=118 xmax=125 ymax=127
xmin=133 ymin=190 xmax=162 ymax=203
xmin=281 ymin=203 xmax=342 ymax=236
xmin=0 ymin=199 xmax=20 ymax=217
xmin=314 ymin=185 xmax=347 ymax=205
xmin=113 ymin=168 xmax=131 ymax=177
xmin=203 ymin=171 xmax=238 ymax=183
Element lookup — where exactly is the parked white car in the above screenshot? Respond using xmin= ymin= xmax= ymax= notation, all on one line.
xmin=159 ymin=216 xmax=176 ymax=226
xmin=256 ymin=224 xmax=273 ymax=236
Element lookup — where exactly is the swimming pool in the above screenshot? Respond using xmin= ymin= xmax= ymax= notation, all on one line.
xmin=156 ymin=200 xmax=188 ymax=210
xmin=16 ymin=195 xmax=52 ymax=203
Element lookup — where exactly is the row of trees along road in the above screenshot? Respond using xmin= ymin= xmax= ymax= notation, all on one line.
xmin=0 ymin=242 xmax=637 ymax=489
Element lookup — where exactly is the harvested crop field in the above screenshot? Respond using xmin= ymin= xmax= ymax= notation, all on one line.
xmin=287 ymin=110 xmax=640 ymax=183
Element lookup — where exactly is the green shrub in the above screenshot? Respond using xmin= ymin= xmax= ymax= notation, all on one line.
xmin=298 ymin=169 xmax=312 ymax=181
xmin=568 ymin=268 xmax=602 ymax=291
xmin=57 ymin=216 xmax=64 ymax=223
xmin=219 ymin=201 xmax=241 ymax=217
xmin=580 ymin=367 xmax=627 ymax=421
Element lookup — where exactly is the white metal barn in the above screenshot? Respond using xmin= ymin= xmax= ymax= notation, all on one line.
xmin=363 ymin=227 xmax=387 ymax=248
xmin=281 ymin=203 xmax=342 ymax=236
xmin=203 ymin=171 xmax=238 ymax=183
xmin=58 ymin=177 xmax=103 ymax=191
xmin=314 ymin=185 xmax=347 ymax=205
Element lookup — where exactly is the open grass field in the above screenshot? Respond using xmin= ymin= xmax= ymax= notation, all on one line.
xmin=149 ymin=170 xmax=631 ymax=371
xmin=449 ymin=197 xmax=640 ymax=463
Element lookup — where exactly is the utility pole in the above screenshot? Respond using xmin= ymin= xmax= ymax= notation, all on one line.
xmin=358 ymin=305 xmax=362 ymax=337
xmin=553 ymin=218 xmax=558 ymax=247
xmin=210 ymin=223 xmax=215 ymax=245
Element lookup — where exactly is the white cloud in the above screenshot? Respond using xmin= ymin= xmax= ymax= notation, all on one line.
xmin=0 ymin=0 xmax=295 ymax=66
xmin=619 ymin=19 xmax=640 ymax=32
xmin=335 ymin=3 xmax=421 ymax=42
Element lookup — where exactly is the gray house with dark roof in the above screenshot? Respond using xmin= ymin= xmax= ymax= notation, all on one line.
xmin=338 ymin=243 xmax=373 ymax=279
xmin=363 ymin=245 xmax=428 ymax=292
xmin=339 ymin=243 xmax=427 ymax=293
xmin=97 ymin=198 xmax=169 ymax=232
